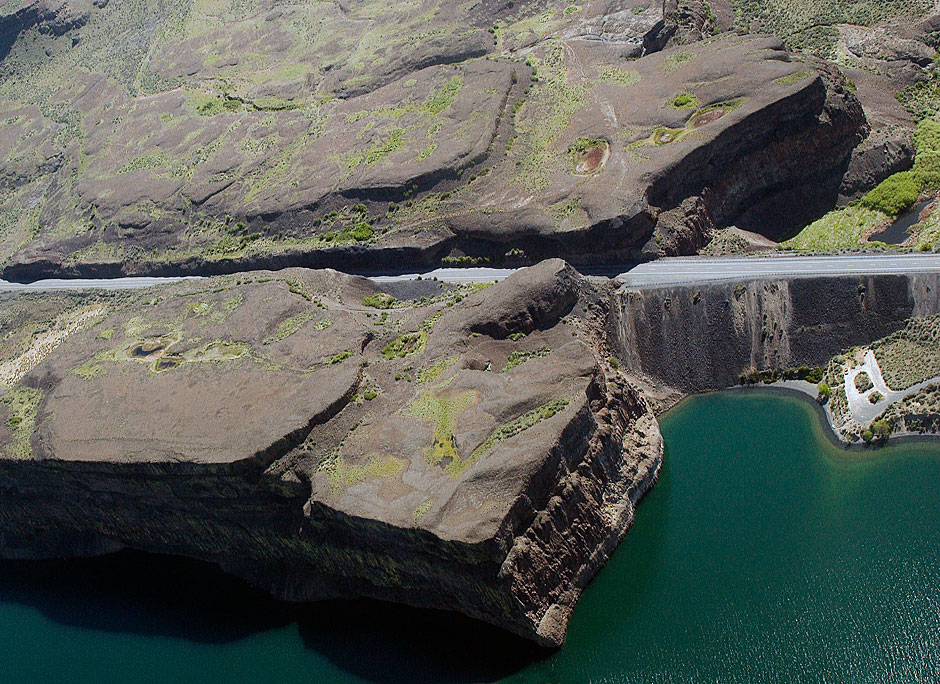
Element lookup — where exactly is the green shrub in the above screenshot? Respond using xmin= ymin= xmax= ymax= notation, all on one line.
xmin=859 ymin=171 xmax=922 ymax=216
xmin=670 ymin=93 xmax=699 ymax=109
xmin=347 ymin=222 xmax=374 ymax=242
xmin=869 ymin=391 xmax=883 ymax=404
xmin=817 ymin=383 xmax=831 ymax=399
xmin=362 ymin=293 xmax=396 ymax=309
xmin=855 ymin=372 xmax=873 ymax=393
xmin=872 ymin=419 xmax=891 ymax=438
xmin=329 ymin=350 xmax=353 ymax=364
xmin=363 ymin=390 xmax=378 ymax=400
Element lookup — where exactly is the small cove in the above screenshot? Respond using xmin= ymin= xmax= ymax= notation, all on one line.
xmin=870 ymin=198 xmax=935 ymax=245
xmin=1 ymin=390 xmax=939 ymax=683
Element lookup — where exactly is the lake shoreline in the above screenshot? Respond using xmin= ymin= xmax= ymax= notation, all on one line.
xmin=664 ymin=384 xmax=940 ymax=453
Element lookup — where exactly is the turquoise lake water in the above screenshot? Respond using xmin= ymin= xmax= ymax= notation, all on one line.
xmin=2 ymin=390 xmax=939 ymax=683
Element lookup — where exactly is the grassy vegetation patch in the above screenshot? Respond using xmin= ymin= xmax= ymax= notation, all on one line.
xmin=263 ymin=311 xmax=314 ymax=345
xmin=418 ymin=356 xmax=459 ymax=384
xmin=731 ymin=0 xmax=933 ymax=57
xmin=878 ymin=383 xmax=940 ymax=434
xmin=859 ymin=171 xmax=922 ymax=216
xmin=596 ymin=68 xmax=640 ymax=87
xmin=365 ymin=129 xmax=406 ymax=165
xmin=774 ymin=70 xmax=814 ymax=86
xmin=285 ymin=279 xmax=312 ymax=301
xmin=413 ymin=498 xmax=434 ymax=522
xmin=362 ymin=293 xmax=397 ymax=309
xmin=664 ymin=50 xmax=696 ymax=74
xmin=425 ymin=76 xmax=463 ymax=116
xmin=548 ymin=197 xmax=583 ymax=222
xmin=71 ymin=359 xmax=104 ymax=379
xmin=405 ymin=389 xmax=477 ymax=469
xmin=787 ymin=120 xmax=940 ymax=249
xmin=382 ymin=331 xmax=426 ymax=360
xmin=1 ymin=386 xmax=42 ymax=459
xmin=670 ymin=93 xmax=700 ymax=110
xmin=783 ymin=205 xmax=888 ymax=250
xmin=739 ymin=365 xmax=825 ymax=385
xmin=455 ymin=398 xmax=570 ymax=477
xmin=322 ymin=453 xmax=406 ymax=494
xmin=329 ymin=350 xmax=354 ymax=365
xmin=511 ymin=45 xmax=587 ymax=190
xmin=187 ymin=91 xmax=242 ymax=117
xmin=502 ymin=348 xmax=551 ymax=372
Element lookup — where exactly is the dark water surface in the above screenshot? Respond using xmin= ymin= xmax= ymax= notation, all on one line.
xmin=870 ymin=198 xmax=934 ymax=245
xmin=2 ymin=390 xmax=939 ymax=683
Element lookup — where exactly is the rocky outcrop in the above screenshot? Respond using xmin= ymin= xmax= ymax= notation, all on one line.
xmin=0 ymin=262 xmax=661 ymax=647
xmin=610 ymin=273 xmax=940 ymax=393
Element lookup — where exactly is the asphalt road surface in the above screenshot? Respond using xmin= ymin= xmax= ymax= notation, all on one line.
xmin=2 ymin=254 xmax=940 ymax=291
xmin=614 ymin=254 xmax=940 ymax=288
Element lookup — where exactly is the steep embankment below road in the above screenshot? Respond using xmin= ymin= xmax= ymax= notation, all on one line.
xmin=610 ymin=273 xmax=940 ymax=392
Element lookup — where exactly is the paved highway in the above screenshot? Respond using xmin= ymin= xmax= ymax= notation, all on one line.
xmin=1 ymin=254 xmax=940 ymax=291
xmin=614 ymin=254 xmax=940 ymax=288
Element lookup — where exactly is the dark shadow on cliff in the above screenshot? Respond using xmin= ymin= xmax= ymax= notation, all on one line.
xmin=0 ymin=549 xmax=544 ymax=683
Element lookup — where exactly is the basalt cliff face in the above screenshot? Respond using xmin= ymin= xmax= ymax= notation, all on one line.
xmin=610 ymin=273 xmax=940 ymax=393
xmin=0 ymin=260 xmax=661 ymax=647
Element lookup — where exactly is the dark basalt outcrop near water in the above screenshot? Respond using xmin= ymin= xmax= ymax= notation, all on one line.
xmin=611 ymin=273 xmax=940 ymax=393
xmin=0 ymin=260 xmax=661 ymax=646
xmin=0 ymin=0 xmax=871 ymax=280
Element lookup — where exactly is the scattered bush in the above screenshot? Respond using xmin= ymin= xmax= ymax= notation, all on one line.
xmin=329 ymin=350 xmax=353 ymax=364
xmin=872 ymin=419 xmax=891 ymax=438
xmin=869 ymin=391 xmax=883 ymax=404
xmin=855 ymin=372 xmax=873 ymax=393
xmin=670 ymin=93 xmax=699 ymax=109
xmin=362 ymin=293 xmax=396 ymax=309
